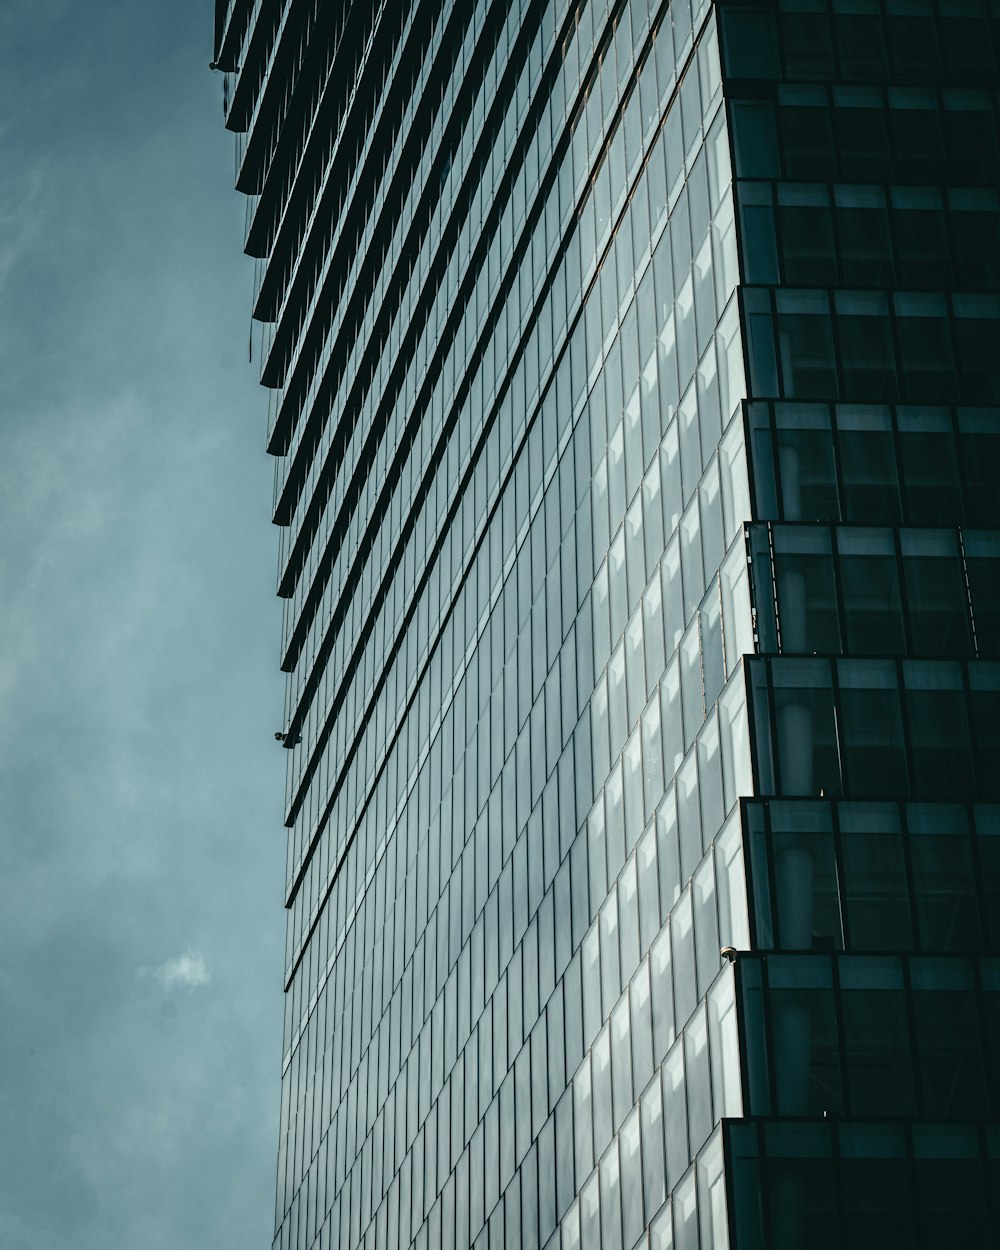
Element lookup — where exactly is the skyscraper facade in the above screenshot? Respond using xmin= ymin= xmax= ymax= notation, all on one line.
xmin=212 ymin=1 xmax=1000 ymax=1248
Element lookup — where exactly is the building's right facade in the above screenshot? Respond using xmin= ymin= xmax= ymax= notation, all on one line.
xmin=719 ymin=3 xmax=1000 ymax=1245
xmin=213 ymin=0 xmax=1000 ymax=1246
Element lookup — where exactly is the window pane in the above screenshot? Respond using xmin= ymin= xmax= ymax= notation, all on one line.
xmin=771 ymin=660 xmax=841 ymax=797
xmin=838 ymin=529 xmax=904 ymax=656
xmin=840 ymin=959 xmax=915 ymax=1117
xmin=837 ymin=409 xmax=901 ymax=523
xmin=777 ymin=290 xmax=837 ymax=398
xmin=903 ymin=662 xmax=975 ymax=799
xmin=897 ymin=408 xmax=962 ymax=523
xmin=773 ymin=527 xmax=840 ymax=654
xmin=777 ymin=185 xmax=836 ymax=286
xmin=839 ymin=803 xmax=911 ymax=950
xmin=640 ymin=1078 xmax=667 ymax=1219
xmin=774 ymin=404 xmax=839 ymax=522
xmin=911 ymin=959 xmax=985 ymax=1116
xmin=837 ymin=660 xmax=908 ymax=798
xmin=767 ymin=957 xmax=842 ymax=1117
xmin=966 ymin=531 xmax=1000 ymax=657
xmin=770 ymin=801 xmax=842 ymax=951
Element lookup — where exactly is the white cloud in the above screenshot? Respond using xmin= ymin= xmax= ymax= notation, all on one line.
xmin=150 ymin=950 xmax=211 ymax=990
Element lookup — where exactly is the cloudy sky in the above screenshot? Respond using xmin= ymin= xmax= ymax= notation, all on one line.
xmin=0 ymin=3 xmax=287 ymax=1247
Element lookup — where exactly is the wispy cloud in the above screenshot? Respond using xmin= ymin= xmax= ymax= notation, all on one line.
xmin=146 ymin=950 xmax=211 ymax=990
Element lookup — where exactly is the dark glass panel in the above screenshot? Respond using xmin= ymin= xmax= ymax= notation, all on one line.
xmin=774 ymin=404 xmax=840 ymax=523
xmin=981 ymin=962 xmax=1000 ymax=1111
xmin=910 ymin=960 xmax=985 ymax=1116
xmin=913 ymin=1148 xmax=990 ymax=1250
xmin=888 ymin=90 xmax=945 ymax=183
xmin=835 ymin=185 xmax=893 ymax=288
xmin=835 ymin=291 xmax=898 ymax=402
xmin=897 ymin=408 xmax=961 ymax=524
xmin=903 ymin=661 xmax=976 ymax=799
xmin=728 ymin=1124 xmax=766 ymax=1250
xmin=908 ymin=804 xmax=981 ymax=952
xmin=888 ymin=10 xmax=942 ymax=81
xmin=949 ymin=189 xmax=1000 ymax=291
xmin=779 ymin=96 xmax=835 ymax=181
xmin=751 ymin=658 xmax=778 ymax=796
xmin=840 ymin=1128 xmax=914 ymax=1249
xmin=745 ymin=289 xmax=780 ymax=398
xmin=953 ymin=296 xmax=1000 ymax=405
xmin=895 ymin=293 xmax=956 ymax=405
xmin=740 ymin=958 xmax=772 ymax=1115
xmin=770 ymin=801 xmax=843 ymax=952
xmin=840 ymin=962 xmax=916 ymax=1116
xmin=746 ymin=803 xmax=777 ymax=949
xmin=940 ymin=13 xmax=996 ymax=83
xmin=773 ymin=527 xmax=841 ymax=655
xmin=895 ymin=195 xmax=950 ymax=302
xmin=730 ymin=102 xmax=780 ymax=180
xmin=966 ymin=531 xmax=1000 ymax=657
xmin=900 ymin=529 xmax=971 ymax=657
xmin=777 ymin=185 xmax=837 ymax=287
xmin=833 ymin=10 xmax=888 ymax=83
xmin=719 ymin=8 xmax=779 ymax=78
xmin=968 ymin=664 xmax=1000 ymax=798
xmin=838 ymin=660 xmax=909 ymax=798
xmin=766 ymin=957 xmax=843 ymax=1117
xmin=749 ymin=511 xmax=785 ymax=649
xmin=839 ymin=802 xmax=912 ymax=950
xmin=943 ymin=95 xmax=1000 ymax=185
xmin=838 ymin=529 xmax=905 ymax=656
xmin=781 ymin=9 xmax=835 ymax=80
xmin=776 ymin=290 xmax=838 ymax=399
xmin=832 ymin=88 xmax=890 ymax=182
xmin=958 ymin=409 xmax=1000 ymax=526
xmin=837 ymin=408 xmax=901 ymax=523
xmin=762 ymin=1124 xmax=838 ymax=1250
xmin=975 ymin=807 xmax=1000 ymax=952
xmin=771 ymin=660 xmax=841 ymax=798
xmin=739 ymin=187 xmax=779 ymax=286
xmin=892 ymin=188 xmax=950 ymax=289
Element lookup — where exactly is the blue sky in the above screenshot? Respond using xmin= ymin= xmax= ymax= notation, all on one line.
xmin=0 ymin=2 xmax=287 ymax=1246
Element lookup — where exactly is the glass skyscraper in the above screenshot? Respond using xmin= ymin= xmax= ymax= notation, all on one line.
xmin=212 ymin=1 xmax=1000 ymax=1247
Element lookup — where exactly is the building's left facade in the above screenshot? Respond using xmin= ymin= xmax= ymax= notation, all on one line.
xmin=212 ymin=2 xmax=755 ymax=1249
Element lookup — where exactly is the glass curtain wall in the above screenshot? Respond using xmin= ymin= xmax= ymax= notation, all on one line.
xmin=217 ymin=1 xmax=757 ymax=1248
xmin=719 ymin=0 xmax=1000 ymax=1245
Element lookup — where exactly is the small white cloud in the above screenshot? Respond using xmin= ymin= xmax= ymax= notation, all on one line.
xmin=150 ymin=949 xmax=211 ymax=990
